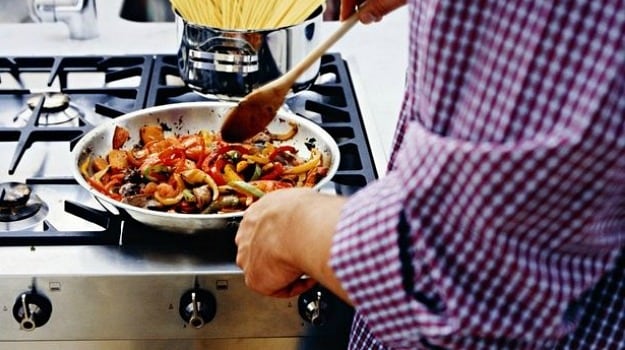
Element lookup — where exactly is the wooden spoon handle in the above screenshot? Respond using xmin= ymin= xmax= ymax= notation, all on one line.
xmin=281 ymin=12 xmax=360 ymax=85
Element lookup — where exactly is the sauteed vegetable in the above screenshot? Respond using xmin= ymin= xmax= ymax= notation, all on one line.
xmin=79 ymin=122 xmax=329 ymax=214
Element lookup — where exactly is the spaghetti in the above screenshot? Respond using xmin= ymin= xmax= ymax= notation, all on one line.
xmin=170 ymin=0 xmax=326 ymax=30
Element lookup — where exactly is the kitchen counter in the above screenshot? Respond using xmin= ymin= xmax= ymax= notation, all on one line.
xmin=0 ymin=0 xmax=408 ymax=173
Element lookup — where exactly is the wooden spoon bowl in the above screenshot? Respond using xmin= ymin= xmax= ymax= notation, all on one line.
xmin=220 ymin=13 xmax=360 ymax=143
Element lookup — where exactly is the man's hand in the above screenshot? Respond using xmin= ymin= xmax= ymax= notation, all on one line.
xmin=340 ymin=0 xmax=408 ymax=23
xmin=235 ymin=188 xmax=350 ymax=303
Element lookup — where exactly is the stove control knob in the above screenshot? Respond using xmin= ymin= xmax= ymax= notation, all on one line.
xmin=298 ymin=288 xmax=330 ymax=326
xmin=179 ymin=288 xmax=216 ymax=329
xmin=12 ymin=291 xmax=52 ymax=331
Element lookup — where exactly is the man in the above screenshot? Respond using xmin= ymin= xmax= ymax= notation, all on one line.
xmin=235 ymin=0 xmax=625 ymax=348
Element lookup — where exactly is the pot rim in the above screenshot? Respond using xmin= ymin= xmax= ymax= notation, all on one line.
xmin=174 ymin=5 xmax=325 ymax=33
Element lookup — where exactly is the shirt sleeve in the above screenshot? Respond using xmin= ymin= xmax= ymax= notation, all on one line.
xmin=331 ymin=117 xmax=623 ymax=348
xmin=330 ymin=0 xmax=625 ymax=347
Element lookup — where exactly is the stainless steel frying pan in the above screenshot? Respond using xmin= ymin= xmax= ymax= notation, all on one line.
xmin=72 ymin=101 xmax=339 ymax=234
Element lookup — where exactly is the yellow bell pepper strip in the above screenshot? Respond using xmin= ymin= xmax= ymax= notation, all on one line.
xmin=228 ymin=180 xmax=265 ymax=198
xmin=223 ymin=164 xmax=243 ymax=182
xmin=180 ymin=168 xmax=219 ymax=201
xmin=154 ymin=190 xmax=184 ymax=206
xmin=260 ymin=143 xmax=276 ymax=158
xmin=180 ymin=168 xmax=210 ymax=184
xmin=284 ymin=149 xmax=321 ymax=175
xmin=242 ymin=154 xmax=269 ymax=164
xmin=79 ymin=155 xmax=92 ymax=178
xmin=236 ymin=160 xmax=249 ymax=173
xmin=199 ymin=129 xmax=214 ymax=145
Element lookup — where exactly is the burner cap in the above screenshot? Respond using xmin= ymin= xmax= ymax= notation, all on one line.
xmin=0 ymin=182 xmax=43 ymax=222
xmin=27 ymin=93 xmax=71 ymax=113
xmin=0 ymin=182 xmax=31 ymax=207
xmin=14 ymin=93 xmax=82 ymax=127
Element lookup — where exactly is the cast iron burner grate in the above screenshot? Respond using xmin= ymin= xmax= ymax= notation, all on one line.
xmin=0 ymin=56 xmax=153 ymax=175
xmin=0 ymin=53 xmax=377 ymax=245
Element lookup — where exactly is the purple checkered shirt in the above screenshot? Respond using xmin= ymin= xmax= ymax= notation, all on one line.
xmin=330 ymin=0 xmax=625 ymax=349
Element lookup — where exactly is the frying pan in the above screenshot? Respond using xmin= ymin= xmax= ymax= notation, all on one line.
xmin=71 ymin=101 xmax=340 ymax=234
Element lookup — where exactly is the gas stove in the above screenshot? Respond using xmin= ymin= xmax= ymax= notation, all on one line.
xmin=0 ymin=54 xmax=376 ymax=349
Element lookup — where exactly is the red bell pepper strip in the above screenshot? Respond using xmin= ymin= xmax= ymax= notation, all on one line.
xmin=269 ymin=145 xmax=297 ymax=162
xmin=260 ymin=163 xmax=285 ymax=180
xmin=200 ymin=154 xmax=227 ymax=186
xmin=87 ymin=177 xmax=122 ymax=201
xmin=159 ymin=147 xmax=186 ymax=166
xmin=209 ymin=167 xmax=227 ymax=186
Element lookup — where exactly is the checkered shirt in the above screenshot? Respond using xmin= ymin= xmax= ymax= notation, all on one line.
xmin=330 ymin=0 xmax=625 ymax=349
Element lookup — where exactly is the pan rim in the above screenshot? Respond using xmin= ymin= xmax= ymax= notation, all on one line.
xmin=71 ymin=100 xmax=340 ymax=226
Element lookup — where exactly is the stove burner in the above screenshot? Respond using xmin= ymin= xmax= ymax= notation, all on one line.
xmin=13 ymin=93 xmax=83 ymax=127
xmin=0 ymin=182 xmax=49 ymax=231
xmin=27 ymin=93 xmax=70 ymax=112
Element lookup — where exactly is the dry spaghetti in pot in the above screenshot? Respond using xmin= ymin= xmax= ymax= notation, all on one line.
xmin=78 ymin=122 xmax=328 ymax=214
xmin=170 ymin=0 xmax=326 ymax=30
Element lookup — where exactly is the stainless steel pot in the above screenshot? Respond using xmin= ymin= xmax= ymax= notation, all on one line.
xmin=176 ymin=7 xmax=324 ymax=97
xmin=71 ymin=101 xmax=339 ymax=234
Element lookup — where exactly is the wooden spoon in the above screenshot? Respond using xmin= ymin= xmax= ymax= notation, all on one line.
xmin=220 ymin=12 xmax=360 ymax=143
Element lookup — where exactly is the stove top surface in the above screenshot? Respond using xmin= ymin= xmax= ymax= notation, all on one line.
xmin=0 ymin=53 xmax=377 ymax=247
xmin=0 ymin=54 xmax=363 ymax=345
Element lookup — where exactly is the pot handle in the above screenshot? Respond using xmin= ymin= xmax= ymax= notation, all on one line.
xmin=189 ymin=36 xmax=259 ymax=74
